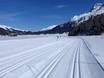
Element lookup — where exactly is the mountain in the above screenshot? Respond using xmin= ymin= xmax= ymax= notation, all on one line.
xmin=34 ymin=22 xmax=72 ymax=34
xmin=1 ymin=3 xmax=104 ymax=36
xmin=41 ymin=25 xmax=57 ymax=31
xmin=68 ymin=3 xmax=104 ymax=35
xmin=34 ymin=3 xmax=104 ymax=36
xmin=71 ymin=3 xmax=104 ymax=25
xmin=0 ymin=25 xmax=33 ymax=36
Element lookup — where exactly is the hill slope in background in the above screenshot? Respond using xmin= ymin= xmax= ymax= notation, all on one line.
xmin=68 ymin=3 xmax=104 ymax=35
xmin=68 ymin=13 xmax=104 ymax=35
xmin=34 ymin=22 xmax=72 ymax=34
xmin=0 ymin=3 xmax=104 ymax=36
xmin=0 ymin=25 xmax=33 ymax=36
xmin=41 ymin=25 xmax=57 ymax=31
xmin=34 ymin=3 xmax=104 ymax=36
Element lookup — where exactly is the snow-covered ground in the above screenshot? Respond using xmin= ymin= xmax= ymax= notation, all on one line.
xmin=0 ymin=35 xmax=104 ymax=78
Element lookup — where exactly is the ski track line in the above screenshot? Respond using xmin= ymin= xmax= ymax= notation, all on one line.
xmin=0 ymin=49 xmax=51 ymax=78
xmin=0 ymin=39 xmax=72 ymax=71
xmin=18 ymin=45 xmax=65 ymax=78
xmin=36 ymin=47 xmax=67 ymax=78
xmin=0 ymin=39 xmax=73 ymax=66
xmin=79 ymin=38 xmax=104 ymax=71
xmin=18 ymin=41 xmax=78 ymax=78
xmin=0 ymin=39 xmax=69 ymax=67
xmin=69 ymin=45 xmax=79 ymax=78
xmin=21 ymin=40 xmax=76 ymax=78
xmin=36 ymin=50 xmax=63 ymax=78
xmin=35 ymin=40 xmax=79 ymax=78
xmin=63 ymin=42 xmax=78 ymax=78
xmin=0 ymin=39 xmax=75 ymax=78
xmin=74 ymin=43 xmax=81 ymax=78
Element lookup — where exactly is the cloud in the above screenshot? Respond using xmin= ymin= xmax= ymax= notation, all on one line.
xmin=55 ymin=5 xmax=68 ymax=9
xmin=42 ymin=15 xmax=63 ymax=19
xmin=0 ymin=12 xmax=22 ymax=21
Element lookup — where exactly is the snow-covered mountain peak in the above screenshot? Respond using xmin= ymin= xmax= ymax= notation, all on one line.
xmin=0 ymin=24 xmax=27 ymax=31
xmin=41 ymin=25 xmax=57 ymax=31
xmin=0 ymin=25 xmax=17 ymax=32
xmin=93 ymin=3 xmax=103 ymax=10
xmin=0 ymin=25 xmax=12 ymax=30
xmin=71 ymin=3 xmax=104 ymax=25
xmin=92 ymin=3 xmax=104 ymax=12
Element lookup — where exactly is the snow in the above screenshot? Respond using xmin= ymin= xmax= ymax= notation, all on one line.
xmin=0 ymin=35 xmax=104 ymax=78
xmin=71 ymin=3 xmax=104 ymax=25
xmin=0 ymin=24 xmax=26 ymax=31
xmin=93 ymin=3 xmax=104 ymax=11
xmin=41 ymin=25 xmax=57 ymax=31
xmin=0 ymin=25 xmax=12 ymax=30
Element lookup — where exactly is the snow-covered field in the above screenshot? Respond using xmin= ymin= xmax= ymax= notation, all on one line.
xmin=0 ymin=35 xmax=104 ymax=78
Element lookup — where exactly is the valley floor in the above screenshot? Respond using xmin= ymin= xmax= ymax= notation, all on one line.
xmin=0 ymin=35 xmax=104 ymax=78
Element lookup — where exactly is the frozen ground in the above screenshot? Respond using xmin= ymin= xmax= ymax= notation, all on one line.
xmin=0 ymin=35 xmax=104 ymax=78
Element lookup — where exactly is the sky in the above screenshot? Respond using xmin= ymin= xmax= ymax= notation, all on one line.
xmin=0 ymin=0 xmax=104 ymax=31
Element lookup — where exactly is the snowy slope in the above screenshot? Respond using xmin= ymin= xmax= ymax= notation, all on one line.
xmin=0 ymin=25 xmax=33 ymax=35
xmin=0 ymin=25 xmax=25 ymax=31
xmin=71 ymin=3 xmax=104 ymax=24
xmin=0 ymin=36 xmax=104 ymax=78
xmin=0 ymin=25 xmax=12 ymax=30
xmin=34 ymin=3 xmax=104 ymax=35
xmin=41 ymin=25 xmax=57 ymax=31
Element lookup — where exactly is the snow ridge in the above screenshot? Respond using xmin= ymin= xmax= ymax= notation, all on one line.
xmin=0 ymin=24 xmax=26 ymax=31
xmin=0 ymin=25 xmax=12 ymax=30
xmin=71 ymin=3 xmax=104 ymax=25
xmin=41 ymin=25 xmax=57 ymax=31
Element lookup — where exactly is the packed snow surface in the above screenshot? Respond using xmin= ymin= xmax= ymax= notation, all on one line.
xmin=0 ymin=35 xmax=104 ymax=78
